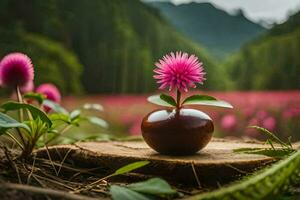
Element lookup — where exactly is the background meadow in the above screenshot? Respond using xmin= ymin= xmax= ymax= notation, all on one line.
xmin=0 ymin=0 xmax=300 ymax=142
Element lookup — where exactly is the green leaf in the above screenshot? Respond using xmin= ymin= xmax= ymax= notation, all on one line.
xmin=110 ymin=185 xmax=152 ymax=200
xmin=248 ymin=126 xmax=291 ymax=148
xmin=86 ymin=116 xmax=109 ymax=128
xmin=43 ymin=100 xmax=68 ymax=114
xmin=182 ymin=94 xmax=233 ymax=108
xmin=160 ymin=94 xmax=177 ymax=106
xmin=183 ymin=94 xmax=217 ymax=102
xmin=70 ymin=110 xmax=81 ymax=121
xmin=23 ymin=92 xmax=46 ymax=104
xmin=114 ymin=161 xmax=150 ymax=176
xmin=83 ymin=103 xmax=103 ymax=111
xmin=127 ymin=178 xmax=177 ymax=197
xmin=1 ymin=102 xmax=52 ymax=127
xmin=188 ymin=150 xmax=300 ymax=200
xmin=147 ymin=94 xmax=176 ymax=107
xmin=0 ymin=112 xmax=30 ymax=133
xmin=49 ymin=113 xmax=70 ymax=124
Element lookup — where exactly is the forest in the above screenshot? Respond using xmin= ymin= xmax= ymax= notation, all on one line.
xmin=0 ymin=0 xmax=299 ymax=94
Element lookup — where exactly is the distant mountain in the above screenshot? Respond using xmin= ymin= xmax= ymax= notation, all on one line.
xmin=149 ymin=2 xmax=266 ymax=58
xmin=0 ymin=0 xmax=229 ymax=93
xmin=225 ymin=11 xmax=300 ymax=90
xmin=263 ymin=11 xmax=300 ymax=38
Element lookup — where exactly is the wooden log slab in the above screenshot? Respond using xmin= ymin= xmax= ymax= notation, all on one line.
xmin=37 ymin=138 xmax=278 ymax=187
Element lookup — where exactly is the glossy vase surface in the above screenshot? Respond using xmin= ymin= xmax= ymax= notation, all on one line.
xmin=141 ymin=108 xmax=214 ymax=155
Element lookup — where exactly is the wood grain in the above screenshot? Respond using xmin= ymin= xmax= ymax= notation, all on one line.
xmin=36 ymin=138 xmax=278 ymax=186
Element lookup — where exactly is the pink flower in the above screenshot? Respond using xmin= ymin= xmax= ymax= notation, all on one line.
xmin=154 ymin=52 xmax=205 ymax=92
xmin=256 ymin=110 xmax=268 ymax=120
xmin=248 ymin=118 xmax=259 ymax=126
xmin=20 ymin=81 xmax=34 ymax=93
xmin=129 ymin=121 xmax=141 ymax=136
xmin=262 ymin=116 xmax=276 ymax=131
xmin=0 ymin=53 xmax=34 ymax=88
xmin=36 ymin=83 xmax=61 ymax=103
xmin=283 ymin=108 xmax=300 ymax=119
xmin=221 ymin=114 xmax=237 ymax=131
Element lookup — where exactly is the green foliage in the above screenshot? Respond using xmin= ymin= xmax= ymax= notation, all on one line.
xmin=160 ymin=94 xmax=177 ymax=107
xmin=182 ymin=94 xmax=233 ymax=108
xmin=114 ymin=161 xmax=150 ymax=176
xmin=225 ymin=12 xmax=300 ymax=90
xmin=110 ymin=186 xmax=151 ymax=200
xmin=264 ymin=12 xmax=300 ymax=38
xmin=147 ymin=94 xmax=175 ymax=107
xmin=149 ymin=2 xmax=266 ymax=58
xmin=188 ymin=149 xmax=300 ymax=200
xmin=43 ymin=100 xmax=68 ymax=114
xmin=82 ymin=104 xmax=103 ymax=112
xmin=249 ymin=126 xmax=293 ymax=149
xmin=148 ymin=93 xmax=233 ymax=108
xmin=234 ymin=126 xmax=294 ymax=158
xmin=127 ymin=178 xmax=177 ymax=196
xmin=0 ymin=30 xmax=83 ymax=94
xmin=0 ymin=112 xmax=30 ymax=133
xmin=85 ymin=117 xmax=109 ymax=129
xmin=24 ymin=93 xmax=46 ymax=104
xmin=0 ymin=89 xmax=108 ymax=157
xmin=1 ymin=101 xmax=52 ymax=127
xmin=234 ymin=148 xmax=294 ymax=158
xmin=110 ymin=178 xmax=177 ymax=200
xmin=75 ymin=161 xmax=151 ymax=194
xmin=0 ymin=0 xmax=227 ymax=93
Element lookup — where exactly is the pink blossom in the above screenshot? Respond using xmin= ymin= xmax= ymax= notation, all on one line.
xmin=262 ymin=116 xmax=276 ymax=131
xmin=0 ymin=52 xmax=34 ymax=88
xmin=153 ymin=52 xmax=205 ymax=92
xmin=256 ymin=110 xmax=268 ymax=120
xmin=248 ymin=118 xmax=259 ymax=126
xmin=129 ymin=121 xmax=141 ymax=135
xmin=221 ymin=114 xmax=237 ymax=131
xmin=36 ymin=83 xmax=61 ymax=103
xmin=243 ymin=107 xmax=255 ymax=118
xmin=283 ymin=108 xmax=300 ymax=119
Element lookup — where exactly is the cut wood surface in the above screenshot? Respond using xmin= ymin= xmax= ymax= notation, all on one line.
xmin=36 ymin=138 xmax=283 ymax=186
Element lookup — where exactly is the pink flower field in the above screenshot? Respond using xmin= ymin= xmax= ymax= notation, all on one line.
xmin=62 ymin=90 xmax=300 ymax=141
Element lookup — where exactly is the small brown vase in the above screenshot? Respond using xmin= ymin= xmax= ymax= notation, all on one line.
xmin=141 ymin=108 xmax=214 ymax=155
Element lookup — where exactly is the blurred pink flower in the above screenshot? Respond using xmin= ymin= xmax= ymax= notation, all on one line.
xmin=221 ymin=114 xmax=237 ymax=131
xmin=248 ymin=118 xmax=259 ymax=126
xmin=0 ymin=52 xmax=34 ymax=88
xmin=283 ymin=108 xmax=300 ymax=119
xmin=262 ymin=116 xmax=276 ymax=131
xmin=256 ymin=110 xmax=268 ymax=120
xmin=20 ymin=81 xmax=34 ymax=93
xmin=129 ymin=121 xmax=141 ymax=135
xmin=154 ymin=51 xmax=205 ymax=92
xmin=36 ymin=83 xmax=61 ymax=103
xmin=243 ymin=107 xmax=255 ymax=118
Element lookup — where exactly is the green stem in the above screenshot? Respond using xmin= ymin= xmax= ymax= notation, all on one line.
xmin=15 ymin=86 xmax=24 ymax=121
xmin=176 ymin=89 xmax=181 ymax=109
xmin=15 ymin=86 xmax=28 ymax=147
xmin=7 ymin=132 xmax=24 ymax=150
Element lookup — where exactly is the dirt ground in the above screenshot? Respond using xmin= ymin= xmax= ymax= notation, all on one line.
xmin=0 ymin=145 xmax=202 ymax=200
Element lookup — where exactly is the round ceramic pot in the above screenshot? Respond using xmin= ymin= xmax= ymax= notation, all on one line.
xmin=141 ymin=108 xmax=214 ymax=155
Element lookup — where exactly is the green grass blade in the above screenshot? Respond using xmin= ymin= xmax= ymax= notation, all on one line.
xmin=187 ymin=150 xmax=300 ymax=200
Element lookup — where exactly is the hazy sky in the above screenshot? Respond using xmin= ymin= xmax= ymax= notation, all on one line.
xmin=146 ymin=0 xmax=300 ymax=24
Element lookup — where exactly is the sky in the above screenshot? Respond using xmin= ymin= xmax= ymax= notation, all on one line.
xmin=144 ymin=0 xmax=300 ymax=24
